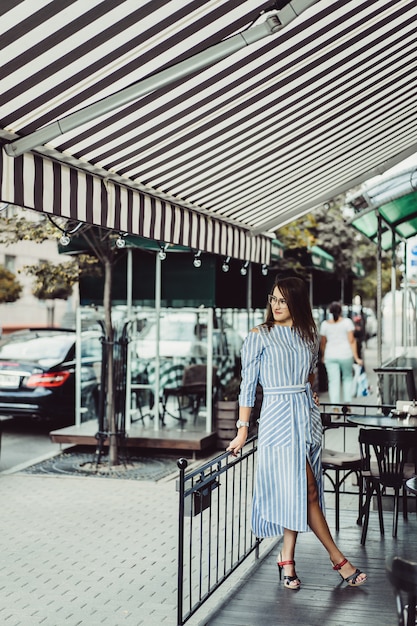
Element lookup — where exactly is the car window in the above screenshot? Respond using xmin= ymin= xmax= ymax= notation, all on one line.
xmin=0 ymin=335 xmax=74 ymax=366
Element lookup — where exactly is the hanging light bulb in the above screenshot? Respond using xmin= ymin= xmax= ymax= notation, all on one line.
xmin=60 ymin=232 xmax=71 ymax=246
xmin=240 ymin=261 xmax=249 ymax=276
xmin=158 ymin=243 xmax=167 ymax=260
xmin=261 ymin=264 xmax=268 ymax=276
xmin=222 ymin=256 xmax=231 ymax=272
xmin=193 ymin=250 xmax=202 ymax=268
xmin=115 ymin=233 xmax=126 ymax=248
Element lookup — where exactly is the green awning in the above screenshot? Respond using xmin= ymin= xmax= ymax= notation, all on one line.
xmin=352 ymin=262 xmax=365 ymax=278
xmin=270 ymin=238 xmax=285 ymax=261
xmin=284 ymin=245 xmax=335 ymax=273
xmin=349 ymin=191 xmax=417 ymax=250
xmin=310 ymin=246 xmax=335 ymax=272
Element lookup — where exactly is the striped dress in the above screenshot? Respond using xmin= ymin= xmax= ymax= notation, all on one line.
xmin=239 ymin=324 xmax=324 ymax=537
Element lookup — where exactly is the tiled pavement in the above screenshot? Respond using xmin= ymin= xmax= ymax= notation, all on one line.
xmin=0 ymin=472 xmax=182 ymax=625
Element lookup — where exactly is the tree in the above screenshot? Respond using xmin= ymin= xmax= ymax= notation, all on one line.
xmin=0 ymin=212 xmax=124 ymax=466
xmin=24 ymin=259 xmax=78 ymax=325
xmin=276 ymin=201 xmax=400 ymax=307
xmin=274 ymin=213 xmax=318 ymax=277
xmin=0 ymin=265 xmax=22 ymax=303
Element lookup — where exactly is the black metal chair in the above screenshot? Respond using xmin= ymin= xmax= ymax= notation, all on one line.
xmin=359 ymin=428 xmax=417 ymax=545
xmin=161 ymin=364 xmax=218 ymax=423
xmin=321 ymin=407 xmax=363 ymax=532
xmin=386 ymin=556 xmax=417 ymax=626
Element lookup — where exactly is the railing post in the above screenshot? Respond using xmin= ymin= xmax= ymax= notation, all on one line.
xmin=177 ymin=457 xmax=188 ymax=626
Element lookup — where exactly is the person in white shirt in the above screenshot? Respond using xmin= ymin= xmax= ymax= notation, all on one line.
xmin=319 ymin=302 xmax=363 ymax=409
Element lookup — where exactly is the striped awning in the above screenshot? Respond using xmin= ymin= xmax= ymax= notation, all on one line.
xmin=1 ymin=0 xmax=417 ymax=265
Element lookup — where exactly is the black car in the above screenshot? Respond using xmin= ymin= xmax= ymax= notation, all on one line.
xmin=0 ymin=328 xmax=102 ymax=426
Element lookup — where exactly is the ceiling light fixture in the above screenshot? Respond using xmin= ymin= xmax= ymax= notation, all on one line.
xmin=193 ymin=250 xmax=202 ymax=268
xmin=240 ymin=261 xmax=250 ymax=276
xmin=115 ymin=232 xmax=127 ymax=248
xmin=59 ymin=232 xmax=71 ymax=246
xmin=222 ymin=256 xmax=231 ymax=273
xmin=158 ymin=243 xmax=167 ymax=260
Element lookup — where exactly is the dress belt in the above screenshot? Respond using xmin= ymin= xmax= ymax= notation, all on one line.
xmin=263 ymin=384 xmax=309 ymax=395
xmin=263 ymin=383 xmax=314 ymax=408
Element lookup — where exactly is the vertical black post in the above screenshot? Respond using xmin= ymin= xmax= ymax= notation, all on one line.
xmin=177 ymin=458 xmax=188 ymax=626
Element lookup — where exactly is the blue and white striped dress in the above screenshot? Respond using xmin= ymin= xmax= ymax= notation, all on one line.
xmin=239 ymin=324 xmax=324 ymax=537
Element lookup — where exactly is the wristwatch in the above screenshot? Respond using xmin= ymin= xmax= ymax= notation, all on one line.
xmin=236 ymin=419 xmax=250 ymax=429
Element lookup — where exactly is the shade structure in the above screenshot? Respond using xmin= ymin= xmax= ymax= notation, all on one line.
xmin=1 ymin=0 xmax=417 ymax=263
xmin=349 ymin=192 xmax=417 ymax=250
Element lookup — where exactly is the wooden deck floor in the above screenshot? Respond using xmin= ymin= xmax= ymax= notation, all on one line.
xmin=205 ymin=506 xmax=417 ymax=626
xmin=49 ymin=404 xmax=218 ymax=455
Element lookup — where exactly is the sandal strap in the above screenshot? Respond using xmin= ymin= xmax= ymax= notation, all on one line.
xmin=344 ymin=568 xmax=363 ymax=585
xmin=278 ymin=559 xmax=295 ymax=567
xmin=333 ymin=558 xmax=348 ymax=571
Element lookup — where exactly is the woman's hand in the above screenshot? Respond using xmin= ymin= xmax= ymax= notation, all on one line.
xmin=313 ymin=391 xmax=320 ymax=406
xmin=226 ymin=432 xmax=247 ymax=457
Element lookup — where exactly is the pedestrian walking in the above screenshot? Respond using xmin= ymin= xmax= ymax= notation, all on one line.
xmin=320 ymin=302 xmax=363 ymax=412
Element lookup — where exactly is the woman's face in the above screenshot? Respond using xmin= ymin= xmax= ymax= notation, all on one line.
xmin=270 ymin=287 xmax=292 ymax=326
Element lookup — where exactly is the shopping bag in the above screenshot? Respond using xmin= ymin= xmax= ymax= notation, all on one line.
xmin=356 ymin=366 xmax=370 ymax=397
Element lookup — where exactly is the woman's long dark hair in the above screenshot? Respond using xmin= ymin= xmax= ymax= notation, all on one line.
xmin=265 ymin=276 xmax=318 ymax=344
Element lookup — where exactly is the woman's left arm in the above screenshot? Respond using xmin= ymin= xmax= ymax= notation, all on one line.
xmin=308 ymin=373 xmax=320 ymax=406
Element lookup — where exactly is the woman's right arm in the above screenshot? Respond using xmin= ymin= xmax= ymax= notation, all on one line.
xmin=226 ymin=406 xmax=251 ymax=457
xmin=226 ymin=329 xmax=261 ymax=456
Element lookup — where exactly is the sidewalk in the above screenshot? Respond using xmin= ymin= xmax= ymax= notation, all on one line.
xmin=0 ymin=336 xmax=391 ymax=626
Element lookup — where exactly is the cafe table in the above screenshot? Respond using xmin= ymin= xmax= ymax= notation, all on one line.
xmin=406 ymin=476 xmax=417 ymax=495
xmin=347 ymin=414 xmax=417 ymax=429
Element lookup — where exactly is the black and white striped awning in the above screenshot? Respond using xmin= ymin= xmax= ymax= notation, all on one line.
xmin=1 ymin=0 xmax=417 ymax=264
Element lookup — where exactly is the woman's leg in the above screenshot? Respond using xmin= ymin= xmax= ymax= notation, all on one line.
xmin=278 ymin=528 xmax=300 ymax=588
xmin=324 ymin=359 xmax=341 ymax=405
xmin=306 ymin=461 xmax=366 ymax=583
xmin=339 ymin=357 xmax=354 ymax=403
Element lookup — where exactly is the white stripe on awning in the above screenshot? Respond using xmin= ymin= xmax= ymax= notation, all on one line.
xmin=0 ymin=148 xmax=271 ymax=263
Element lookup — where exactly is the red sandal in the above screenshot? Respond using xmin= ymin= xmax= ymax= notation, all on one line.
xmin=332 ymin=558 xmax=367 ymax=587
xmin=277 ymin=552 xmax=301 ymax=590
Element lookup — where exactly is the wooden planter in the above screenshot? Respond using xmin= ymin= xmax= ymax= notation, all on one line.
xmin=215 ymin=400 xmax=239 ymax=450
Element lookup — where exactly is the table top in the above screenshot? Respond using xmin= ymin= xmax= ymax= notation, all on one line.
xmin=406 ymin=476 xmax=417 ymax=495
xmin=347 ymin=414 xmax=417 ymax=429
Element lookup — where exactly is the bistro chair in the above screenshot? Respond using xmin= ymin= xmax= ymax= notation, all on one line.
xmin=359 ymin=428 xmax=417 ymax=545
xmin=161 ymin=364 xmax=218 ymax=424
xmin=386 ymin=556 xmax=417 ymax=626
xmin=321 ymin=406 xmax=363 ymax=532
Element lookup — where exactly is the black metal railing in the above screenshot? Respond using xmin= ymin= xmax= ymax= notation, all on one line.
xmin=177 ymin=437 xmax=260 ymax=626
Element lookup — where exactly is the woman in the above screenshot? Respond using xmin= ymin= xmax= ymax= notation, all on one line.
xmin=226 ymin=277 xmax=366 ymax=590
xmin=320 ymin=302 xmax=363 ymax=409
